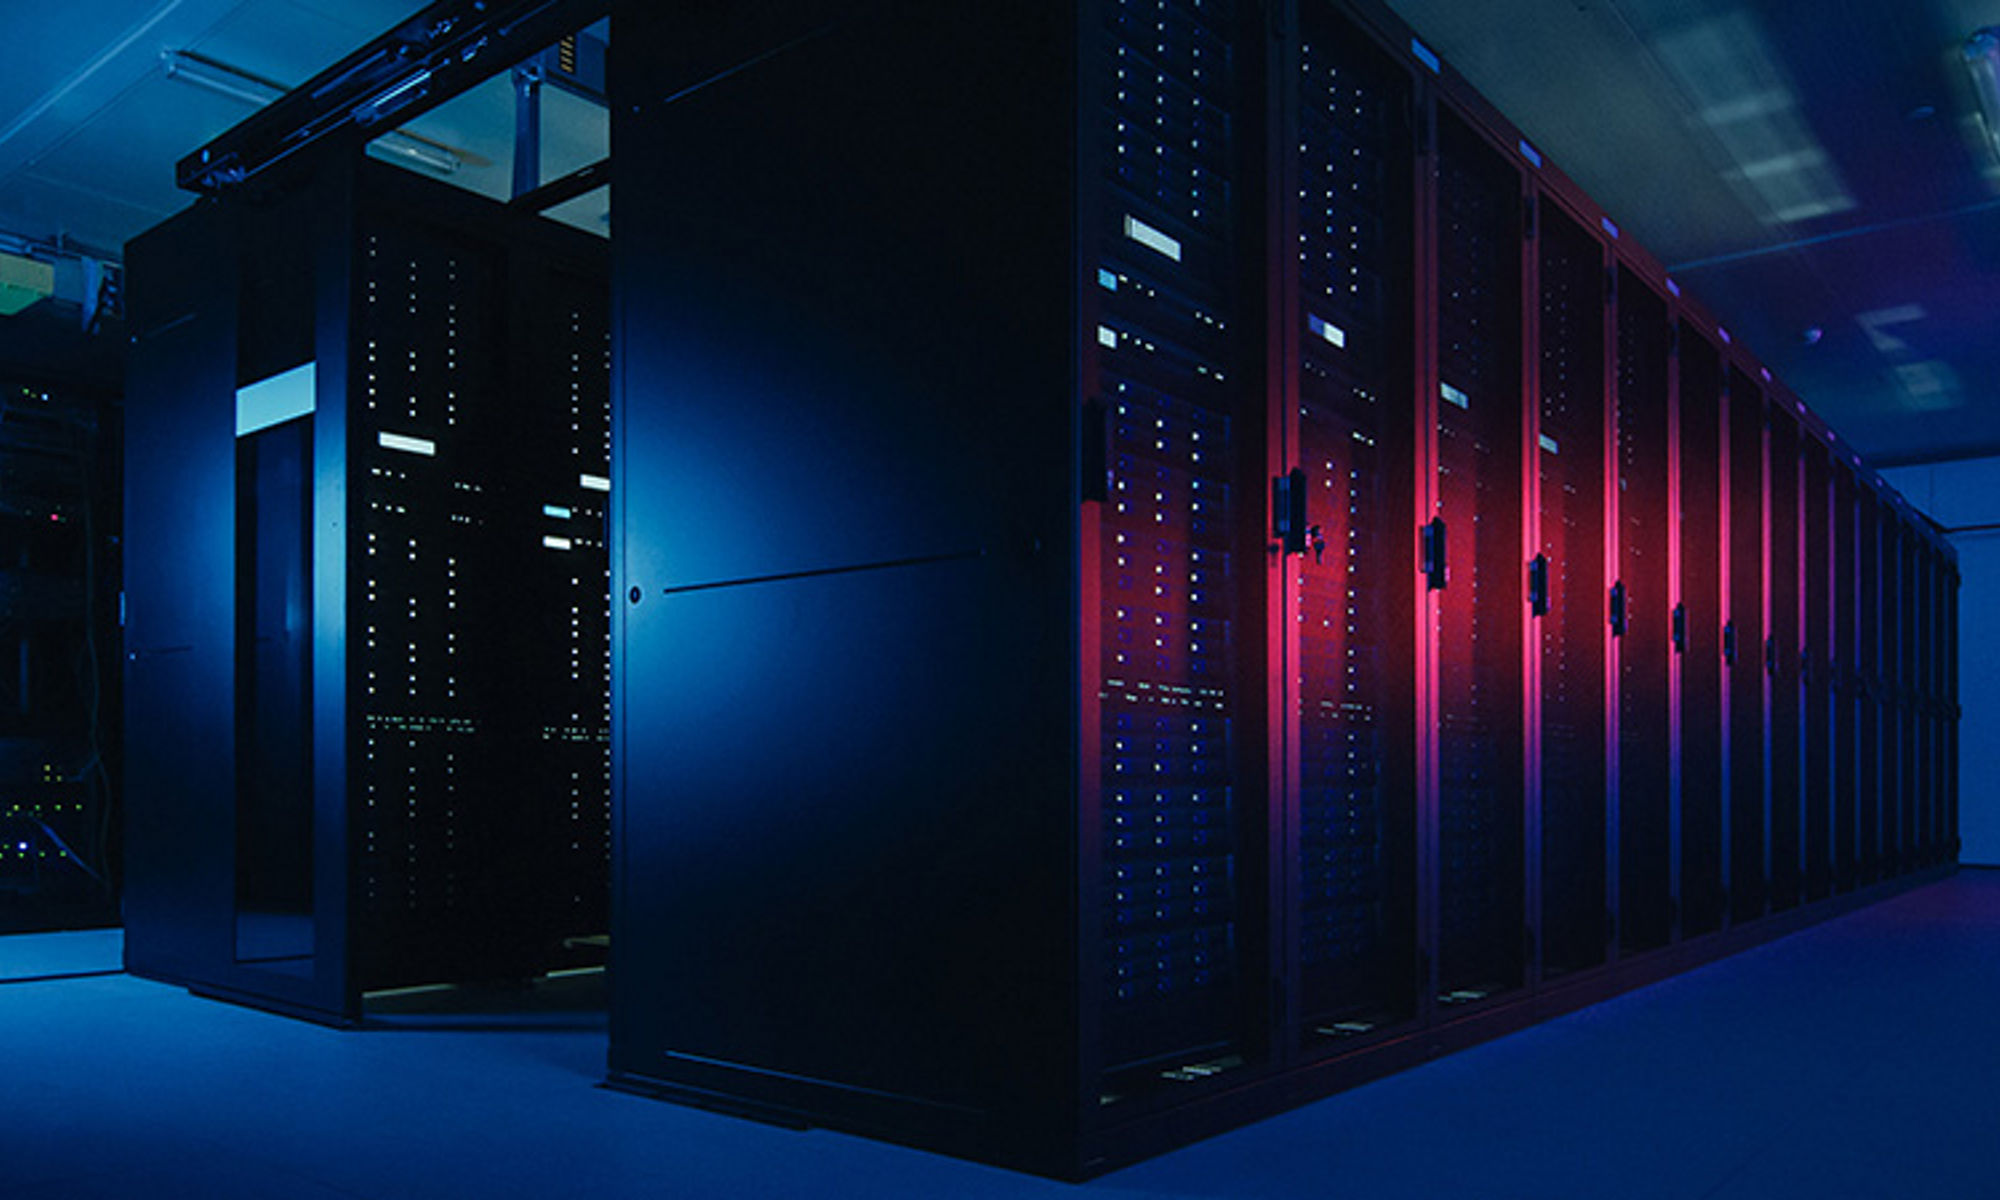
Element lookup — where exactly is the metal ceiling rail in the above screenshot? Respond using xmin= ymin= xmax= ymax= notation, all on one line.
xmin=176 ymin=0 xmax=608 ymax=195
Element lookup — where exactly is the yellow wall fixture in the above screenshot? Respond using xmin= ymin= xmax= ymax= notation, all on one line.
xmin=0 ymin=252 xmax=56 ymax=316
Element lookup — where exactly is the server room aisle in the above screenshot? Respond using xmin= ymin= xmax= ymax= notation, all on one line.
xmin=0 ymin=874 xmax=1994 ymax=1199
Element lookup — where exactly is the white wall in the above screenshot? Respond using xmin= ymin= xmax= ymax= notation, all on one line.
xmin=1882 ymin=457 xmax=2000 ymax=866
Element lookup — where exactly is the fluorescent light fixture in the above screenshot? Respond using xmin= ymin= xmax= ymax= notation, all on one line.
xmin=1123 ymin=215 xmax=1182 ymax=262
xmin=236 ymin=362 xmax=315 ymax=436
xmin=379 ymin=431 xmax=436 ymax=456
xmin=1308 ymin=314 xmax=1347 ymax=348
xmin=580 ymin=473 xmax=611 ymax=492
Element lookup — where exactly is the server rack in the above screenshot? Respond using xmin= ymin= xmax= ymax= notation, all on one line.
xmin=607 ymin=0 xmax=1959 ymax=1176
xmin=1677 ymin=324 xmax=1727 ymax=937
xmin=1833 ymin=463 xmax=1860 ymax=891
xmin=1614 ymin=269 xmax=1672 ymax=954
xmin=124 ymin=157 xmax=610 ymax=1023
xmin=1532 ymin=197 xmax=1610 ymax=981
xmin=1802 ymin=434 xmax=1832 ymax=902
xmin=1767 ymin=401 xmax=1801 ymax=912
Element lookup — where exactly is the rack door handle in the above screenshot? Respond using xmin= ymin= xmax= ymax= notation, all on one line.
xmin=1422 ymin=518 xmax=1449 ymax=591
xmin=1273 ymin=468 xmax=1308 ymax=556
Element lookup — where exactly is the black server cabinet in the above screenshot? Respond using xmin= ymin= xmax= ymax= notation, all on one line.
xmin=1858 ymin=495 xmax=1884 ymax=881
xmin=1945 ymin=559 xmax=1960 ymax=859
xmin=1879 ymin=513 xmax=1903 ymax=873
xmin=1429 ymin=106 xmax=1527 ymax=1007
xmin=125 ymin=158 xmax=610 ymax=1023
xmin=1676 ymin=325 xmax=1726 ymax=936
xmin=1532 ymin=200 xmax=1609 ymax=979
xmin=1801 ymin=437 xmax=1832 ymax=901
xmin=1894 ymin=531 xmax=1914 ymax=867
xmin=1614 ymin=270 xmax=1672 ymax=953
xmin=1725 ymin=366 xmax=1767 ymax=923
xmin=1766 ymin=404 xmax=1800 ymax=912
xmin=1290 ymin=3 xmax=1421 ymax=1048
xmin=1832 ymin=464 xmax=1860 ymax=891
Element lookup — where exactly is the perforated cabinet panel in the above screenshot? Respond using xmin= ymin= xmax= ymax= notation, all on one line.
xmin=1432 ymin=110 xmax=1526 ymax=1004
xmin=1802 ymin=440 xmax=1832 ymax=900
xmin=355 ymin=225 xmax=507 ymax=964
xmin=1879 ymin=515 xmax=1902 ymax=872
xmin=1766 ymin=408 xmax=1800 ymax=912
xmin=1615 ymin=273 xmax=1672 ymax=952
xmin=1833 ymin=466 xmax=1860 ymax=890
xmin=352 ymin=217 xmax=610 ymax=989
xmin=1094 ymin=0 xmax=1257 ymax=1075
xmin=1858 ymin=497 xmax=1883 ymax=880
xmin=1293 ymin=6 xmax=1417 ymax=1038
xmin=1677 ymin=328 xmax=1726 ymax=935
xmin=1535 ymin=203 xmax=1607 ymax=977
xmin=516 ymin=268 xmax=612 ymax=928
xmin=1727 ymin=368 xmax=1767 ymax=923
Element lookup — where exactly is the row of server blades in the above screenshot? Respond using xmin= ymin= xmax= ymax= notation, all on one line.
xmin=607 ymin=0 xmax=1958 ymax=1179
xmin=123 ymin=157 xmax=611 ymax=1024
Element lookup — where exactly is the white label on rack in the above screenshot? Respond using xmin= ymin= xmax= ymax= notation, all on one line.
xmin=1123 ymin=215 xmax=1183 ymax=262
xmin=1309 ymin=314 xmax=1347 ymax=348
xmin=379 ymin=431 xmax=435 ymax=456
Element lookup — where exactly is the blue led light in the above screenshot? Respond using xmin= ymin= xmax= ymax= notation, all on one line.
xmin=1098 ymin=268 xmax=1119 ymax=291
xmin=543 ymin=504 xmax=572 ymax=519
xmin=1600 ymin=216 xmax=1621 ymax=239
xmin=1518 ymin=140 xmax=1542 ymax=168
xmin=1411 ymin=38 xmax=1441 ymax=73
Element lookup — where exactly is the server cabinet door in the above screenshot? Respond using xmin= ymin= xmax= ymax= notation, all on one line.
xmin=1431 ymin=108 xmax=1527 ymax=1006
xmin=1858 ymin=496 xmax=1883 ymax=881
xmin=1946 ymin=563 xmax=1960 ymax=860
xmin=1614 ymin=271 xmax=1672 ymax=954
xmin=1801 ymin=443 xmax=1832 ymax=901
xmin=1726 ymin=367 xmax=1767 ymax=923
xmin=1765 ymin=405 xmax=1801 ymax=912
xmin=1831 ymin=464 xmax=1858 ymax=892
xmin=1888 ymin=516 xmax=1904 ymax=872
xmin=1920 ymin=540 xmax=1936 ymax=856
xmin=1534 ymin=202 xmax=1609 ymax=978
xmin=1292 ymin=5 xmax=1420 ymax=1047
xmin=1676 ymin=327 xmax=1726 ymax=936
xmin=1092 ymin=0 xmax=1271 ymax=1092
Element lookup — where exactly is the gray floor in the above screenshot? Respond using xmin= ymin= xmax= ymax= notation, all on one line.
xmin=1 ymin=874 xmax=1995 ymax=1198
